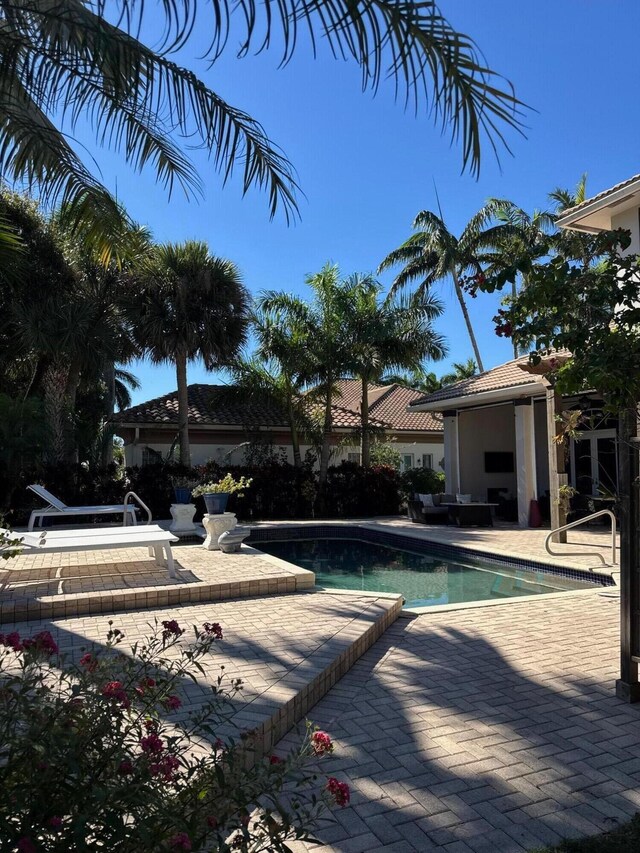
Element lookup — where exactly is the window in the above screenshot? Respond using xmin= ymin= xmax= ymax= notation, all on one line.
xmin=141 ymin=446 xmax=162 ymax=466
xmin=422 ymin=453 xmax=434 ymax=470
xmin=347 ymin=452 xmax=361 ymax=464
xmin=401 ymin=453 xmax=414 ymax=472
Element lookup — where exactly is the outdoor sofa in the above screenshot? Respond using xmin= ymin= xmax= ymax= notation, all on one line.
xmin=407 ymin=493 xmax=456 ymax=524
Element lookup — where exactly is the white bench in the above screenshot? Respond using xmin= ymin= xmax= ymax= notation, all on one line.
xmin=0 ymin=525 xmax=179 ymax=591
xmin=27 ymin=484 xmax=138 ymax=531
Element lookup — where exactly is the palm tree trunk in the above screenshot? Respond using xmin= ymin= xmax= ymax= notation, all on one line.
xmin=452 ymin=270 xmax=484 ymax=372
xmin=288 ymin=403 xmax=302 ymax=468
xmin=175 ymin=351 xmax=191 ymax=467
xmin=512 ymin=280 xmax=518 ymax=360
xmin=102 ymin=362 xmax=116 ymax=466
xmin=318 ymin=386 xmax=333 ymax=490
xmin=64 ymin=360 xmax=81 ymax=463
xmin=360 ymin=375 xmax=370 ymax=467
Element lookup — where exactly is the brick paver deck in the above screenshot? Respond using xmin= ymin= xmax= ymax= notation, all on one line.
xmin=280 ymin=592 xmax=640 ymax=852
xmin=5 ymin=589 xmax=401 ymax=762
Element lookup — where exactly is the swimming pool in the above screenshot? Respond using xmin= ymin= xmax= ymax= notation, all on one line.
xmin=253 ymin=534 xmax=601 ymax=607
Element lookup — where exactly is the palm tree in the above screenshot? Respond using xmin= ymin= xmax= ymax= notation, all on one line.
xmin=224 ymin=305 xmax=320 ymax=467
xmin=0 ymin=1 xmax=524 ymax=250
xmin=378 ymin=202 xmax=514 ymax=372
xmin=439 ymin=358 xmax=478 ymax=386
xmin=341 ymin=277 xmax=446 ymax=465
xmin=259 ymin=264 xmax=353 ymax=497
xmin=131 ymin=241 xmax=249 ymax=466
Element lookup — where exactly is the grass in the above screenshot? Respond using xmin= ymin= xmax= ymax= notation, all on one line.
xmin=535 ymin=814 xmax=640 ymax=852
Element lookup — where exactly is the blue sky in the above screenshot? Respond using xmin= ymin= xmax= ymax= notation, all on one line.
xmin=88 ymin=1 xmax=640 ymax=405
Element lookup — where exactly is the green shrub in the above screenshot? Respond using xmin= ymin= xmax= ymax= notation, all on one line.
xmin=400 ymin=467 xmax=446 ymax=502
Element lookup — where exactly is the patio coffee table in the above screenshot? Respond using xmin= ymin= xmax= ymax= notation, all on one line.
xmin=442 ymin=502 xmax=498 ymax=527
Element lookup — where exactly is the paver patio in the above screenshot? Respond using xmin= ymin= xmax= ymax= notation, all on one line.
xmin=280 ymin=591 xmax=640 ymax=852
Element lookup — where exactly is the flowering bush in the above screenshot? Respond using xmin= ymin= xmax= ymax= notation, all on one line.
xmin=192 ymin=474 xmax=253 ymax=497
xmin=0 ymin=618 xmax=349 ymax=851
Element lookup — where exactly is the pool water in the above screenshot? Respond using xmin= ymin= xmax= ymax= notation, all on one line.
xmin=256 ymin=537 xmax=597 ymax=607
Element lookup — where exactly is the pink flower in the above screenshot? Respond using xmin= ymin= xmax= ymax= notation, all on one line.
xmin=269 ymin=755 xmax=283 ymax=765
xmin=140 ymin=732 xmax=164 ymax=754
xmin=101 ymin=681 xmax=130 ymax=709
xmin=0 ymin=632 xmax=23 ymax=652
xmin=47 ymin=816 xmax=63 ymax=830
xmin=150 ymin=754 xmax=180 ymax=781
xmin=326 ymin=777 xmax=350 ymax=807
xmin=23 ymin=631 xmax=58 ymax=655
xmin=206 ymin=816 xmax=218 ymax=829
xmin=169 ymin=832 xmax=192 ymax=851
xmin=17 ymin=838 xmax=36 ymax=853
xmin=79 ymin=653 xmax=98 ymax=672
xmin=161 ymin=620 xmax=184 ymax=640
xmin=118 ymin=759 xmax=134 ymax=775
xmin=202 ymin=622 xmax=223 ymax=639
xmin=165 ymin=695 xmax=182 ymax=711
xmin=311 ymin=730 xmax=333 ymax=756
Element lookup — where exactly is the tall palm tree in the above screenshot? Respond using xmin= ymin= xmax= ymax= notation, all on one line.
xmin=378 ymin=202 xmax=514 ymax=372
xmin=259 ymin=264 xmax=353 ymax=496
xmin=341 ymin=276 xmax=446 ymax=465
xmin=223 ymin=305 xmax=319 ymax=467
xmin=0 ymin=1 xmax=524 ymax=251
xmin=131 ymin=241 xmax=249 ymax=466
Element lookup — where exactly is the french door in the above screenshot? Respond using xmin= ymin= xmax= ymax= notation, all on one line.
xmin=570 ymin=429 xmax=618 ymax=496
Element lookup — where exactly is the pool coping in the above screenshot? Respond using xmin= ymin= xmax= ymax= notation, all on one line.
xmin=246 ymin=521 xmax=617 ymax=615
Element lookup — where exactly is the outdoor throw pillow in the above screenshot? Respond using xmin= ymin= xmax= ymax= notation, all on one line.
xmin=457 ymin=494 xmax=472 ymax=504
xmin=419 ymin=493 xmax=434 ymax=507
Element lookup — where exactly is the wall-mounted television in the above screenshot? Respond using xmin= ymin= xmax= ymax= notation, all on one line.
xmin=484 ymin=452 xmax=514 ymax=473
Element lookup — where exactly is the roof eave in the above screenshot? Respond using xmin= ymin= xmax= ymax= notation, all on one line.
xmin=408 ymin=383 xmax=545 ymax=412
xmin=556 ymin=177 xmax=640 ymax=231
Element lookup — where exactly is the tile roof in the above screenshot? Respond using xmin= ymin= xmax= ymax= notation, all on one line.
xmin=115 ymin=380 xmax=443 ymax=433
xmin=408 ymin=355 xmax=550 ymax=407
xmin=557 ymin=173 xmax=640 ymax=220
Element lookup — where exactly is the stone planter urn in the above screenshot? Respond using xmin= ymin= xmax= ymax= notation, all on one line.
xmin=202 ymin=512 xmax=237 ymax=550
xmin=169 ymin=503 xmax=197 ymax=534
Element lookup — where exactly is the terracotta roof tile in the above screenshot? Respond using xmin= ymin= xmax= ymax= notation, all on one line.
xmin=408 ymin=355 xmax=548 ymax=407
xmin=557 ymin=173 xmax=640 ymax=220
xmin=115 ymin=380 xmax=443 ymax=433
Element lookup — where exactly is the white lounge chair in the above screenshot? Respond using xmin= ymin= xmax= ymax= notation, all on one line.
xmin=0 ymin=525 xmax=179 ymax=589
xmin=27 ymin=484 xmax=138 ymax=531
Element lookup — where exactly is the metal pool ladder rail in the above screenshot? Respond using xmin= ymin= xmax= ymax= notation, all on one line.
xmin=545 ymin=509 xmax=617 ymax=567
xmin=123 ymin=491 xmax=153 ymax=525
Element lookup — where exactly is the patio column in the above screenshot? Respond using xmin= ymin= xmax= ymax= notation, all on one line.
xmin=546 ymin=387 xmax=568 ymax=542
xmin=443 ymin=410 xmax=460 ymax=494
xmin=514 ymin=399 xmax=537 ymax=528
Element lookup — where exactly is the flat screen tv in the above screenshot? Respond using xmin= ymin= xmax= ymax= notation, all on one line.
xmin=484 ymin=451 xmax=514 ymax=474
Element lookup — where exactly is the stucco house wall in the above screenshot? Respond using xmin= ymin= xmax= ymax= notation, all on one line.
xmin=457 ymin=405 xmax=518 ymax=499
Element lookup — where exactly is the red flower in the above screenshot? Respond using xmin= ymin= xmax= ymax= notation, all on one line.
xmin=101 ymin=681 xmax=130 ymax=709
xmin=269 ymin=754 xmax=283 ymax=765
xmin=140 ymin=732 xmax=164 ymax=754
xmin=326 ymin=777 xmax=350 ymax=807
xmin=150 ymin=754 xmax=180 ymax=781
xmin=23 ymin=631 xmax=58 ymax=655
xmin=161 ymin=620 xmax=184 ymax=640
xmin=165 ymin=695 xmax=182 ymax=711
xmin=311 ymin=730 xmax=333 ymax=756
xmin=169 ymin=832 xmax=192 ymax=851
xmin=79 ymin=653 xmax=98 ymax=672
xmin=144 ymin=718 xmax=159 ymax=731
xmin=202 ymin=622 xmax=223 ymax=639
xmin=0 ymin=632 xmax=23 ymax=652
xmin=206 ymin=816 xmax=218 ymax=829
xmin=118 ymin=759 xmax=134 ymax=775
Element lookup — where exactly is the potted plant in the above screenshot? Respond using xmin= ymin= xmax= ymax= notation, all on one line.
xmin=171 ymin=476 xmax=198 ymax=505
xmin=192 ymin=474 xmax=253 ymax=515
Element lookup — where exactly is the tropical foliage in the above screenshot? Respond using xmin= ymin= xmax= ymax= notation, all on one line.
xmin=0 ymin=0 xmax=524 ymax=255
xmin=378 ymin=201 xmax=518 ymax=371
xmin=130 ymin=241 xmax=250 ymax=467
